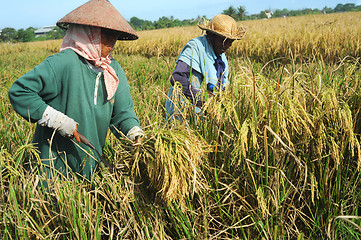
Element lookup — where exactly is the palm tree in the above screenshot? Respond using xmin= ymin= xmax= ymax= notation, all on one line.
xmin=222 ymin=6 xmax=237 ymax=19
xmin=237 ymin=5 xmax=246 ymax=20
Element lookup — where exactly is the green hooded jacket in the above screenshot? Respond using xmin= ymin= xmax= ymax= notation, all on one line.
xmin=9 ymin=49 xmax=141 ymax=179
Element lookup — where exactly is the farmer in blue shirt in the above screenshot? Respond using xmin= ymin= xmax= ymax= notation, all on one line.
xmin=165 ymin=14 xmax=246 ymax=119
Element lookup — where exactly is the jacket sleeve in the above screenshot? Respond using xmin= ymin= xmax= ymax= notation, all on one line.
xmin=8 ymin=59 xmax=59 ymax=123
xmin=109 ymin=65 xmax=141 ymax=139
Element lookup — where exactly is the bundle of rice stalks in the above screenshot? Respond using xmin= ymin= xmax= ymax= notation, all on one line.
xmin=131 ymin=126 xmax=210 ymax=206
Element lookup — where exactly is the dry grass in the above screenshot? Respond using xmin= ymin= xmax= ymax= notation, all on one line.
xmin=114 ymin=12 xmax=361 ymax=64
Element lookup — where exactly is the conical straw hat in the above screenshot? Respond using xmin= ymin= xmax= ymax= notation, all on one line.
xmin=198 ymin=14 xmax=246 ymax=40
xmin=57 ymin=0 xmax=138 ymax=40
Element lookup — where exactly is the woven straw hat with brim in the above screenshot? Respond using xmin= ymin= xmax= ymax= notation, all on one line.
xmin=57 ymin=0 xmax=138 ymax=40
xmin=198 ymin=14 xmax=246 ymax=40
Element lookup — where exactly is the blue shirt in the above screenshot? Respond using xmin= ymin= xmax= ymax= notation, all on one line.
xmin=165 ymin=35 xmax=229 ymax=117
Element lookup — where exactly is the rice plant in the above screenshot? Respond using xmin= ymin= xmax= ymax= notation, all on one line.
xmin=1 ymin=12 xmax=361 ymax=239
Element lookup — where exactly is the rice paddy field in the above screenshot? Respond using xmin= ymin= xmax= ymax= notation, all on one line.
xmin=1 ymin=12 xmax=361 ymax=239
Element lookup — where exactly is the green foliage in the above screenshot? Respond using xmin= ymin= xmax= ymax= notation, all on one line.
xmin=237 ymin=5 xmax=247 ymax=20
xmin=0 ymin=26 xmax=64 ymax=43
xmin=130 ymin=17 xmax=155 ymax=30
xmin=222 ymin=5 xmax=247 ymax=21
xmin=228 ymin=3 xmax=361 ymax=20
xmin=15 ymin=28 xmax=35 ymax=42
xmin=129 ymin=16 xmax=197 ymax=31
xmin=335 ymin=3 xmax=357 ymax=12
xmin=0 ymin=27 xmax=17 ymax=42
xmin=0 ymin=27 xmax=36 ymax=42
xmin=222 ymin=6 xmax=237 ymax=19
xmin=46 ymin=26 xmax=66 ymax=40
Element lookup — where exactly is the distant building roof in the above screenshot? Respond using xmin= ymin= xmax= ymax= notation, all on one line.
xmin=34 ymin=25 xmax=56 ymax=34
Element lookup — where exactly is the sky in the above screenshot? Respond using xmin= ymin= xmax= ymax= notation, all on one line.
xmin=0 ymin=0 xmax=360 ymax=30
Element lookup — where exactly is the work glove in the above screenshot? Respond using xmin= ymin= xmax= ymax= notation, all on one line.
xmin=126 ymin=126 xmax=144 ymax=148
xmin=38 ymin=106 xmax=79 ymax=141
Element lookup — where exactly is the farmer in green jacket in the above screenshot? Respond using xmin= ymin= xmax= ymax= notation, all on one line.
xmin=8 ymin=0 xmax=143 ymax=180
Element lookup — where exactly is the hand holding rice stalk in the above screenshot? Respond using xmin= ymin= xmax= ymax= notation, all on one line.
xmin=131 ymin=126 xmax=210 ymax=205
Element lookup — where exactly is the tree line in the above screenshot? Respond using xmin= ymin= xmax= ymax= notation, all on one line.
xmin=244 ymin=3 xmax=361 ymax=20
xmin=1 ymin=3 xmax=360 ymax=43
xmin=0 ymin=26 xmax=66 ymax=43
xmin=130 ymin=3 xmax=361 ymax=30
xmin=132 ymin=3 xmax=361 ymax=30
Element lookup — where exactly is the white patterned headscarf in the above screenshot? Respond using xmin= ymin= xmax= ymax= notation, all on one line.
xmin=60 ymin=24 xmax=119 ymax=100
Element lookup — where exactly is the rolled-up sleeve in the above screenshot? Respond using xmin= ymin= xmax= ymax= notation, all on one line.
xmin=170 ymin=60 xmax=204 ymax=107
